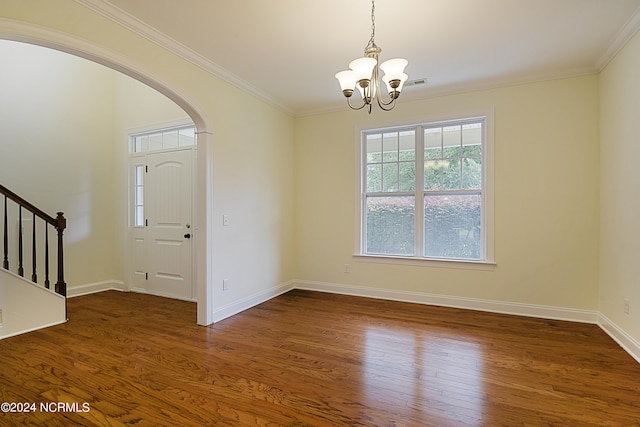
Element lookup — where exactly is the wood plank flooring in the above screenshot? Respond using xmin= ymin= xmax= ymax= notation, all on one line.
xmin=1 ymin=290 xmax=639 ymax=426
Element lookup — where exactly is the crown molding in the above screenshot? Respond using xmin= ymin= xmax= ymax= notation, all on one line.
xmin=596 ymin=4 xmax=640 ymax=70
xmin=73 ymin=0 xmax=292 ymax=115
xmin=72 ymin=0 xmax=640 ymax=117
xmin=298 ymin=66 xmax=598 ymax=117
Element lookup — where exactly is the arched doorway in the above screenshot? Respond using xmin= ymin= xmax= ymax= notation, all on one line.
xmin=0 ymin=21 xmax=214 ymax=325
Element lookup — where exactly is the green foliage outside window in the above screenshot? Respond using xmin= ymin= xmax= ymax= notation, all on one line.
xmin=364 ymin=121 xmax=484 ymax=260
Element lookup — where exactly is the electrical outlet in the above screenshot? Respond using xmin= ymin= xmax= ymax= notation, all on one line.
xmin=624 ymin=298 xmax=630 ymax=315
xmin=223 ymin=279 xmax=229 ymax=291
xmin=343 ymin=264 xmax=350 ymax=273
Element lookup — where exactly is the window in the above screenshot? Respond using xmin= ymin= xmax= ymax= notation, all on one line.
xmin=133 ymin=165 xmax=145 ymax=227
xmin=360 ymin=116 xmax=493 ymax=264
xmin=129 ymin=124 xmax=195 ymax=228
xmin=132 ymin=125 xmax=195 ymax=153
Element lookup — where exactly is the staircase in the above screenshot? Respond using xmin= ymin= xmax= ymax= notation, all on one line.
xmin=0 ymin=184 xmax=67 ymax=339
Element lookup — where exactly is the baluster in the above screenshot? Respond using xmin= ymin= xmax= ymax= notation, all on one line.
xmin=31 ymin=212 xmax=37 ymax=283
xmin=18 ymin=206 xmax=23 ymax=277
xmin=44 ymin=225 xmax=50 ymax=289
xmin=3 ymin=195 xmax=8 ymax=270
xmin=0 ymin=186 xmax=66 ymax=299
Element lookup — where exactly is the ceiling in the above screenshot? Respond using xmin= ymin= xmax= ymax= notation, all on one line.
xmin=79 ymin=0 xmax=640 ymax=116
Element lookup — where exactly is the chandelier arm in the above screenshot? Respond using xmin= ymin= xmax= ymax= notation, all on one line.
xmin=375 ymin=90 xmax=400 ymax=107
xmin=346 ymin=96 xmax=369 ymax=111
xmin=373 ymin=66 xmax=401 ymax=109
xmin=375 ymin=95 xmax=398 ymax=111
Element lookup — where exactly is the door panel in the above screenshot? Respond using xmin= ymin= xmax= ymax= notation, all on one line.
xmin=147 ymin=150 xmax=193 ymax=300
xmin=132 ymin=236 xmax=147 ymax=288
xmin=131 ymin=149 xmax=194 ymax=301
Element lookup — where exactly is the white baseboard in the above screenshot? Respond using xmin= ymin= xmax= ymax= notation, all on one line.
xmin=66 ymin=280 xmax=126 ymax=298
xmin=292 ymin=280 xmax=599 ymax=323
xmin=0 ymin=319 xmax=67 ymax=340
xmin=212 ymin=281 xmax=295 ymax=323
xmin=597 ymin=314 xmax=640 ymax=364
xmin=292 ymin=280 xmax=640 ymax=364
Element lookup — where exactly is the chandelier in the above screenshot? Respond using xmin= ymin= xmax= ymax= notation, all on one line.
xmin=335 ymin=0 xmax=409 ymax=113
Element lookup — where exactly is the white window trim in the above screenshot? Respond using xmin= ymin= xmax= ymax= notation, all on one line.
xmin=127 ymin=120 xmax=196 ymax=229
xmin=353 ymin=110 xmax=495 ymax=270
xmin=127 ymin=118 xmax=195 ymax=155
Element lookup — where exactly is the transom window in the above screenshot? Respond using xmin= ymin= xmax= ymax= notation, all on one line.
xmin=132 ymin=125 xmax=195 ymax=153
xmin=361 ymin=116 xmax=491 ymax=263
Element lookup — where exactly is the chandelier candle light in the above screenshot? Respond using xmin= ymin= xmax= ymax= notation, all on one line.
xmin=335 ymin=0 xmax=409 ymax=113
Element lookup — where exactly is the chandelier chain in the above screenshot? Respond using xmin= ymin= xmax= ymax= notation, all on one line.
xmin=368 ymin=0 xmax=376 ymax=47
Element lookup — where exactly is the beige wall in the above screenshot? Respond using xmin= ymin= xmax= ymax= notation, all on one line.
xmin=600 ymin=29 xmax=640 ymax=341
xmin=295 ymin=76 xmax=600 ymax=310
xmin=0 ymin=40 xmax=117 ymax=287
xmin=0 ymin=269 xmax=65 ymax=339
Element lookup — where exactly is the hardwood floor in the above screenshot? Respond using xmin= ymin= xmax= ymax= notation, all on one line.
xmin=1 ymin=290 xmax=639 ymax=426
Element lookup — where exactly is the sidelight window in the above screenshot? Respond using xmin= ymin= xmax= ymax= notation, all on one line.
xmin=133 ymin=165 xmax=145 ymax=227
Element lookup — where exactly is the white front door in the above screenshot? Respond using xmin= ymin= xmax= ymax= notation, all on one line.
xmin=130 ymin=148 xmax=194 ymax=301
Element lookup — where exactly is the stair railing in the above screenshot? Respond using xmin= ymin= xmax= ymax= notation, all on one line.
xmin=1 ymin=184 xmax=67 ymax=297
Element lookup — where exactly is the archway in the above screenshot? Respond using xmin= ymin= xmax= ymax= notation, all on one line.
xmin=0 ymin=19 xmax=214 ymax=325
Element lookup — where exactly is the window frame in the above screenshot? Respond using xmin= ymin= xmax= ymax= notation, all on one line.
xmin=127 ymin=122 xmax=196 ymax=229
xmin=132 ymin=164 xmax=145 ymax=228
xmin=130 ymin=124 xmax=196 ymax=154
xmin=355 ymin=112 xmax=495 ymax=270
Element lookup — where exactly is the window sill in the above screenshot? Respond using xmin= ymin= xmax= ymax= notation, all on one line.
xmin=353 ymin=254 xmax=496 ymax=271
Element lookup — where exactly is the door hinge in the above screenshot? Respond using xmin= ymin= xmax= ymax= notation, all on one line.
xmin=145 ymin=272 xmax=148 ymax=280
xmin=145 ymin=165 xmax=148 ymax=173
xmin=145 ymin=219 xmax=148 ymax=227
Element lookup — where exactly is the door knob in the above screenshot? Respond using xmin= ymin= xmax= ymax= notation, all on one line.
xmin=184 ymin=233 xmax=191 ymax=239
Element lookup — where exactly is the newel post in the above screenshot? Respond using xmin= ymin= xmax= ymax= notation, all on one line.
xmin=2 ymin=195 xmax=8 ymax=270
xmin=55 ymin=212 xmax=67 ymax=297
